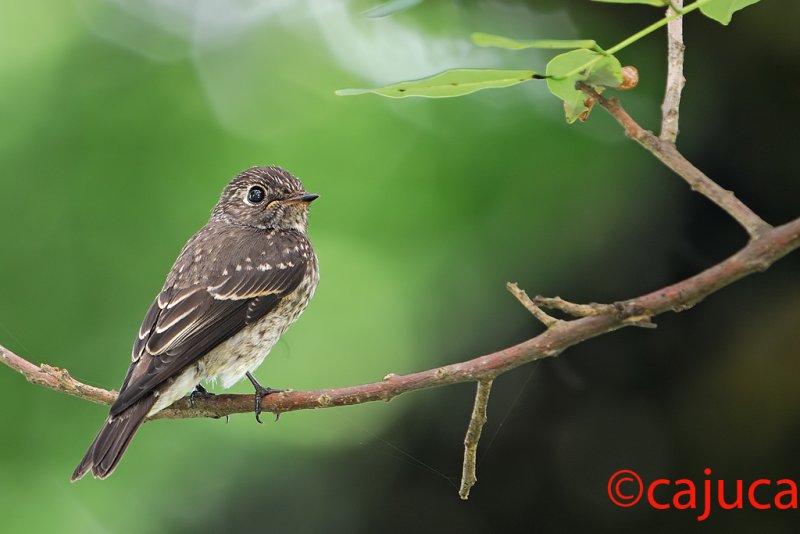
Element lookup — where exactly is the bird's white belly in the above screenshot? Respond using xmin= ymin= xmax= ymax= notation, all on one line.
xmin=147 ymin=320 xmax=284 ymax=414
xmin=203 ymin=313 xmax=285 ymax=388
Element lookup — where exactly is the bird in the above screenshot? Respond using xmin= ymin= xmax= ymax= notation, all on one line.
xmin=71 ymin=166 xmax=319 ymax=481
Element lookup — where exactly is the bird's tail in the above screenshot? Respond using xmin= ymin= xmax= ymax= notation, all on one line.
xmin=71 ymin=395 xmax=156 ymax=481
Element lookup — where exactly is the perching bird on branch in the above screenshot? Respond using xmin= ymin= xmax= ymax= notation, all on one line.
xmin=72 ymin=166 xmax=319 ymax=481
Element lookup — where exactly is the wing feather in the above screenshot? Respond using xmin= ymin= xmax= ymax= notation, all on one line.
xmin=111 ymin=227 xmax=310 ymax=416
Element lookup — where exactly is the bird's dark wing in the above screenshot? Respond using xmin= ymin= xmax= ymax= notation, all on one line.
xmin=110 ymin=229 xmax=310 ymax=416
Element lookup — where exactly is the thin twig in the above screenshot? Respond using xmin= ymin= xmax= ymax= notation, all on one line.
xmin=506 ymin=282 xmax=561 ymax=327
xmin=0 ymin=348 xmax=116 ymax=406
xmin=2 ymin=217 xmax=798 ymax=420
xmin=661 ymin=0 xmax=685 ymax=143
xmin=532 ymin=296 xmax=613 ymax=318
xmin=533 ymin=296 xmax=656 ymax=328
xmin=577 ymin=82 xmax=772 ymax=239
xmin=509 ymin=286 xmax=655 ymax=328
xmin=459 ymin=379 xmax=493 ymax=500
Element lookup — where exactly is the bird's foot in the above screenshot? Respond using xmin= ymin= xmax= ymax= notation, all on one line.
xmin=188 ymin=383 xmax=216 ymax=407
xmin=246 ymin=372 xmax=285 ymax=423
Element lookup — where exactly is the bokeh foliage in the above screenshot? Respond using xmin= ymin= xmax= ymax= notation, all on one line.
xmin=0 ymin=1 xmax=797 ymax=533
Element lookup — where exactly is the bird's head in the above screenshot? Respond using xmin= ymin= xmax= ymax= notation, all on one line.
xmin=212 ymin=166 xmax=318 ymax=233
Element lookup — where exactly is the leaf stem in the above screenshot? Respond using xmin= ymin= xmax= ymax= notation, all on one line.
xmin=556 ymin=0 xmax=711 ymax=80
xmin=605 ymin=0 xmax=706 ymax=55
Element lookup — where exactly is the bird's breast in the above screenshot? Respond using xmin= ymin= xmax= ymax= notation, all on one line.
xmin=201 ymin=261 xmax=318 ymax=389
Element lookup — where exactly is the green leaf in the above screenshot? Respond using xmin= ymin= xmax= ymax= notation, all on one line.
xmin=546 ymin=76 xmax=589 ymax=124
xmin=546 ymin=50 xmax=622 ymax=123
xmin=362 ymin=0 xmax=423 ymax=18
xmin=546 ymin=49 xmax=597 ymax=78
xmin=335 ymin=69 xmax=540 ymax=99
xmin=586 ymin=55 xmax=623 ymax=87
xmin=546 ymin=49 xmax=622 ymax=85
xmin=699 ymin=0 xmax=760 ymax=25
xmin=471 ymin=32 xmax=597 ymax=50
xmin=592 ymin=0 xmax=667 ymax=6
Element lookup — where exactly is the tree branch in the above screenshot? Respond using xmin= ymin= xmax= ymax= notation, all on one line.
xmin=0 ymin=347 xmax=115 ymax=406
xmin=2 ymin=216 xmax=798 ymax=421
xmin=578 ymin=82 xmax=772 ymax=239
xmin=532 ymin=295 xmax=656 ymax=329
xmin=661 ymin=0 xmax=685 ymax=142
xmin=506 ymin=282 xmax=561 ymax=327
xmin=459 ymin=379 xmax=493 ymax=500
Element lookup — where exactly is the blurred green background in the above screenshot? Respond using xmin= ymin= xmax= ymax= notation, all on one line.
xmin=0 ymin=1 xmax=798 ymax=532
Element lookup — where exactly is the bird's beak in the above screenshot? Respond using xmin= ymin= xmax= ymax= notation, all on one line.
xmin=286 ymin=193 xmax=319 ymax=204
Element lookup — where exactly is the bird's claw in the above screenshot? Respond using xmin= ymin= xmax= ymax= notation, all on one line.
xmin=253 ymin=385 xmax=285 ymax=423
xmin=247 ymin=372 xmax=285 ymax=423
xmin=188 ymin=383 xmax=215 ymax=407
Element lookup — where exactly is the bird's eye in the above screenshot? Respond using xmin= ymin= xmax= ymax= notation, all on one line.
xmin=247 ymin=186 xmax=266 ymax=204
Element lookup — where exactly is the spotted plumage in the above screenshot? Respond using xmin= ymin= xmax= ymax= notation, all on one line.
xmin=72 ymin=166 xmax=319 ymax=481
